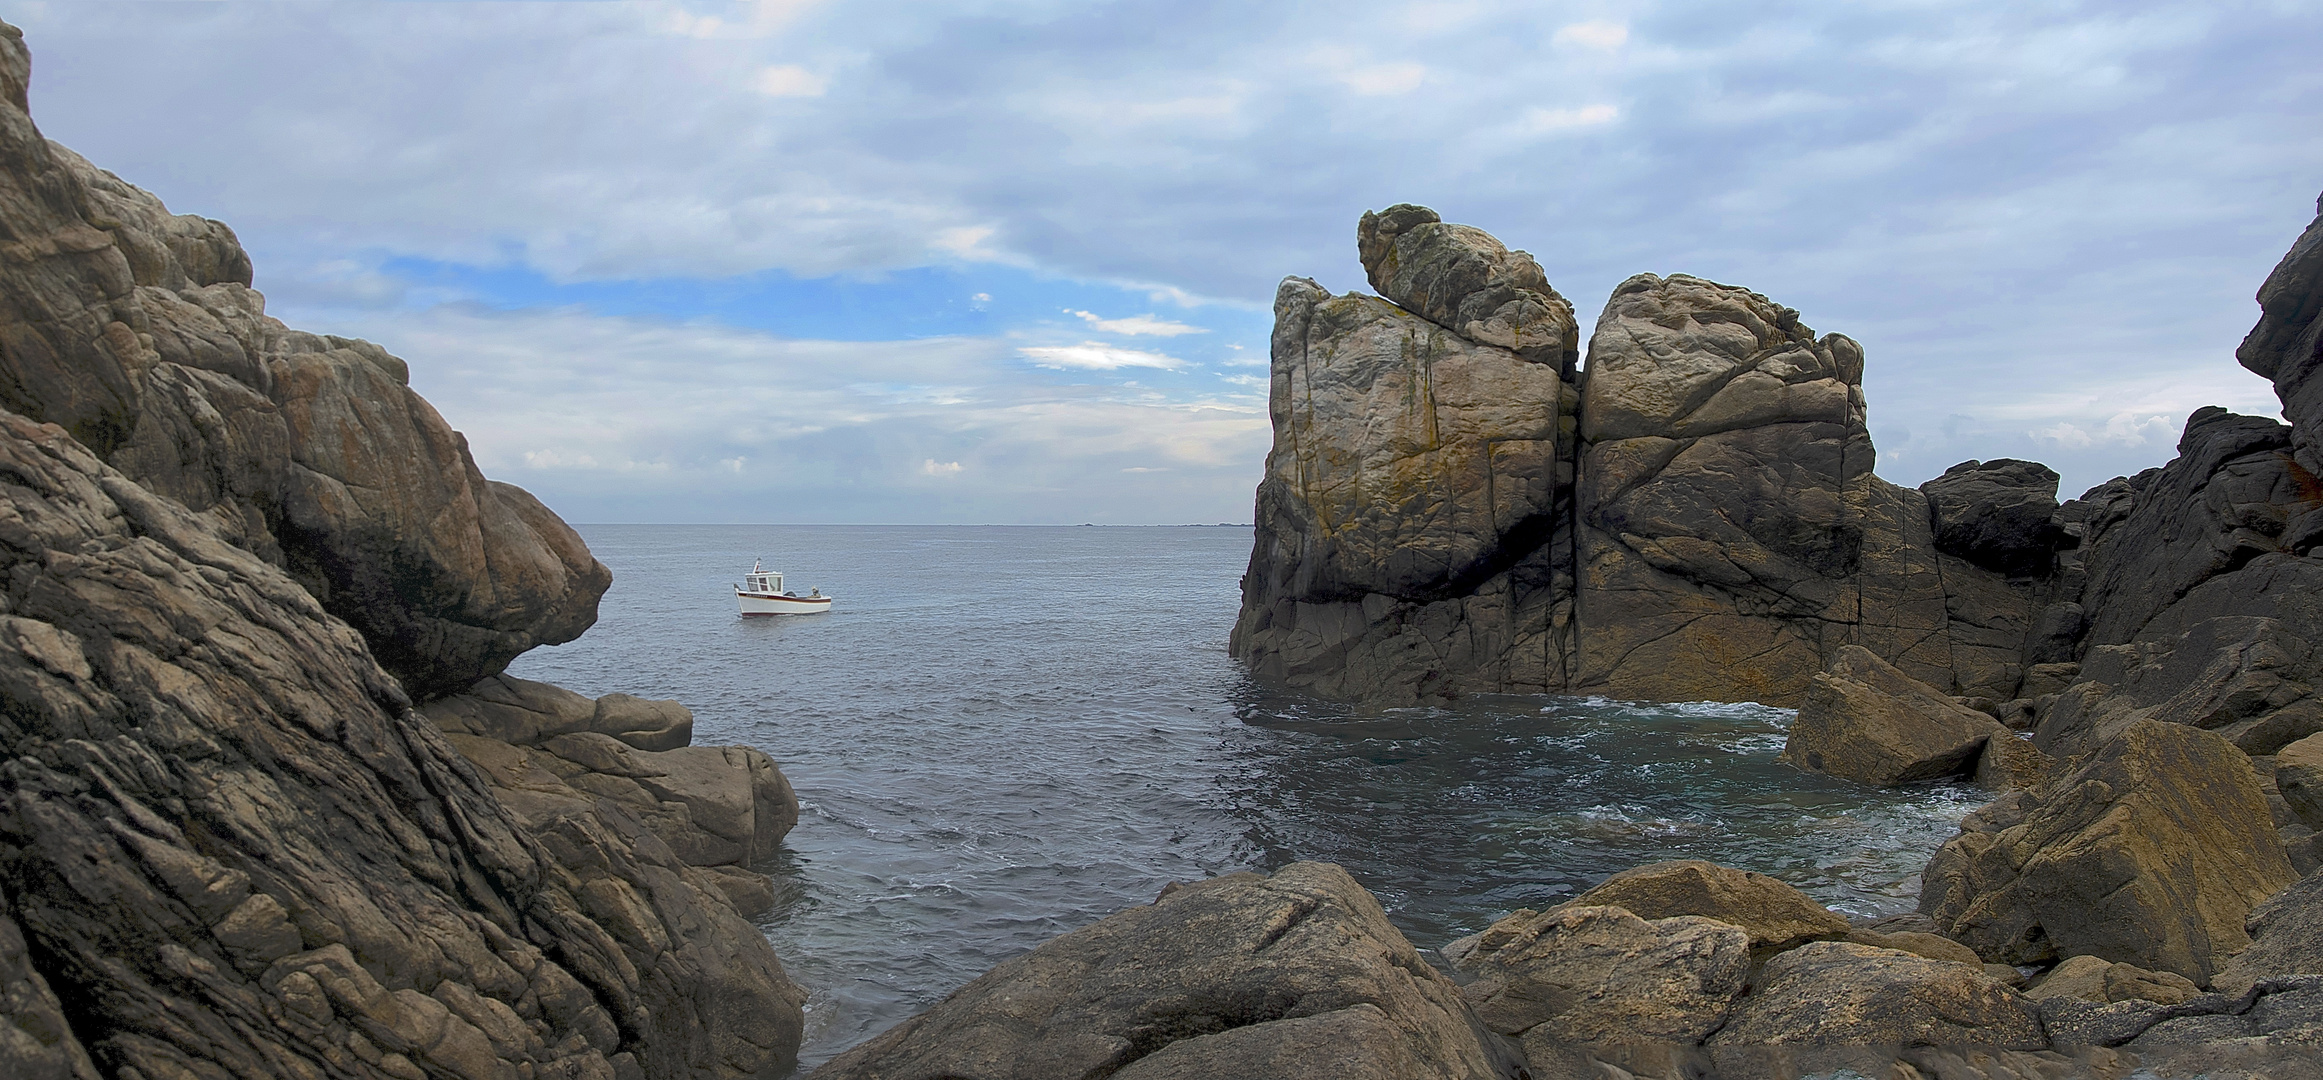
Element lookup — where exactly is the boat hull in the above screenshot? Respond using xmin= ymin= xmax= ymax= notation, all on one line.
xmin=738 ymin=592 xmax=833 ymax=616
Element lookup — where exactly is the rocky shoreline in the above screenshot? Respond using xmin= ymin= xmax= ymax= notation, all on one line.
xmin=5 ymin=12 xmax=2323 ymax=1080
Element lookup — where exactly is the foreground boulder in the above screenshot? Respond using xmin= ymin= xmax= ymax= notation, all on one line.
xmin=1563 ymin=860 xmax=1847 ymax=951
xmin=1445 ymin=904 xmax=1748 ymax=1047
xmin=1781 ymin=646 xmax=2009 ymax=786
xmin=0 ymin=410 xmax=802 ymax=1080
xmin=811 ymin=862 xmax=1522 ymax=1080
xmin=1708 ymin=941 xmax=2045 ymax=1049
xmin=1919 ymin=720 xmax=2295 ymax=982
xmin=0 ymin=20 xmax=608 ymax=699
xmin=2027 ymin=955 xmax=2203 ymax=1006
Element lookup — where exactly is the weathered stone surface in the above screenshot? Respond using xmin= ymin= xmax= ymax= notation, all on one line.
xmin=2238 ymin=192 xmax=2323 ymax=479
xmin=2275 ymin=731 xmax=2323 ymax=830
xmin=0 ymin=409 xmax=801 ymax=1080
xmin=1976 ymin=732 xmax=2055 ymax=792
xmin=1446 ymin=904 xmax=1748 ymax=1043
xmin=448 ymin=732 xmax=796 ymax=868
xmin=1921 ymin=459 xmax=2067 ymax=578
xmin=423 ymin=674 xmax=696 ymax=753
xmin=0 ymin=889 xmax=97 ymax=1080
xmin=810 ymin=862 xmax=1521 ymax=1080
xmin=1707 ymin=941 xmax=2045 ymax=1049
xmin=1231 ymin=272 xmax=1579 ymax=703
xmin=1565 ymin=860 xmax=1846 ymax=951
xmin=2211 ymin=871 xmax=2323 ymax=995
xmin=1919 ymin=720 xmax=2296 ymax=981
xmin=1357 ymin=204 xmax=1580 ymax=374
xmin=0 ymin=21 xmax=607 ymax=700
xmin=2027 ymin=954 xmax=2202 ymax=1006
xmin=2040 ymin=974 xmax=2323 ymax=1076
xmin=1843 ymin=928 xmax=1982 ymax=965
xmin=1782 ymin=645 xmax=2008 ymax=786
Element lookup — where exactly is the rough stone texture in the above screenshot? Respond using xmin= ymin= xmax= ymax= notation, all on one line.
xmin=1230 ymin=273 xmax=1579 ymax=703
xmin=1564 ymin=860 xmax=1847 ymax=951
xmin=1843 ymin=928 xmax=1982 ymax=966
xmin=444 ymin=732 xmax=796 ymax=870
xmin=1445 ymin=904 xmax=1749 ymax=1044
xmin=0 ymin=21 xmax=608 ymax=700
xmin=424 ymin=675 xmax=695 ymax=754
xmin=1975 ymin=732 xmax=2055 ymax=792
xmin=1781 ymin=645 xmax=2008 ymax=786
xmin=2274 ymin=731 xmax=2323 ymax=829
xmin=2238 ymin=192 xmax=2323 ymax=481
xmin=1918 ymin=720 xmax=2296 ymax=981
xmin=0 ymin=409 xmax=801 ymax=1080
xmin=0 ymin=888 xmax=97 ymax=1080
xmin=1357 ymin=203 xmax=1580 ymax=375
xmin=2039 ymin=974 xmax=2323 ymax=1078
xmin=2026 ymin=955 xmax=2203 ymax=1006
xmin=1236 ymin=209 xmax=2041 ymax=706
xmin=809 ymin=862 xmax=1522 ymax=1080
xmin=2211 ymin=871 xmax=2323 ymax=996
xmin=1921 ymin=459 xmax=2068 ymax=578
xmin=1707 ymin=941 xmax=2045 ymax=1049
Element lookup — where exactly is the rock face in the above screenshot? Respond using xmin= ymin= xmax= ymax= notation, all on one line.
xmin=1781 ymin=646 xmax=2009 ymax=786
xmin=2211 ymin=871 xmax=2323 ymax=995
xmin=1921 ymin=459 xmax=2068 ymax=578
xmin=1446 ymin=904 xmax=1749 ymax=1045
xmin=1918 ymin=720 xmax=2295 ymax=982
xmin=0 ymin=410 xmax=802 ymax=1080
xmin=1235 ymin=207 xmax=2040 ymax=705
xmin=1708 ymin=941 xmax=2045 ymax=1049
xmin=0 ymin=21 xmax=607 ymax=700
xmin=810 ymin=862 xmax=1522 ymax=1080
xmin=1563 ymin=860 xmax=1848 ymax=952
xmin=2027 ymin=955 xmax=2203 ymax=1007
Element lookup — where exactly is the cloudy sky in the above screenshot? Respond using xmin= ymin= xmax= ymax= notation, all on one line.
xmin=14 ymin=1 xmax=2322 ymax=523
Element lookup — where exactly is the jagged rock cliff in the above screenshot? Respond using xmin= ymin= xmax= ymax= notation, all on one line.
xmin=0 ymin=21 xmax=802 ymax=1080
xmin=1236 ymin=205 xmax=2047 ymax=705
xmin=0 ymin=24 xmax=607 ymax=701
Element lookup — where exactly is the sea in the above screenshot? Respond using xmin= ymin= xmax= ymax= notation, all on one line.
xmin=504 ymin=524 xmax=1989 ymax=1073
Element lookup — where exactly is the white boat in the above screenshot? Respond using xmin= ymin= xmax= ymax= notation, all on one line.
xmin=735 ymin=559 xmax=833 ymax=616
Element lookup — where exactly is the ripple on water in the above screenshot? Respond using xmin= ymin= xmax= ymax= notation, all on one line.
xmin=507 ymin=525 xmax=1988 ymax=1072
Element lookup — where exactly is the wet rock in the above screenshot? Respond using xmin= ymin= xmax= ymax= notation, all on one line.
xmin=1921 ymin=459 xmax=2067 ymax=578
xmin=0 ymin=408 xmax=801 ymax=1080
xmin=811 ymin=862 xmax=1520 ymax=1080
xmin=2026 ymin=955 xmax=2203 ymax=1006
xmin=1565 ymin=860 xmax=1847 ymax=951
xmin=1919 ymin=720 xmax=2296 ymax=982
xmin=1446 ymin=904 xmax=1749 ymax=1043
xmin=0 ymin=21 xmax=607 ymax=700
xmin=1781 ymin=646 xmax=2008 ymax=786
xmin=1706 ymin=941 xmax=2045 ymax=1049
xmin=1357 ymin=203 xmax=1580 ymax=374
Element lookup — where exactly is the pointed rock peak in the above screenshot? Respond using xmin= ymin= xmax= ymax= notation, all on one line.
xmin=1353 ymin=203 xmax=1580 ymax=374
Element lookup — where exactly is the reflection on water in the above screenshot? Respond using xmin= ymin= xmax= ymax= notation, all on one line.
xmin=506 ymin=525 xmax=1985 ymax=1072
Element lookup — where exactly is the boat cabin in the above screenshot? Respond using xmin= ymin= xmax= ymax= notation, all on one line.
xmin=744 ymin=568 xmax=786 ymax=596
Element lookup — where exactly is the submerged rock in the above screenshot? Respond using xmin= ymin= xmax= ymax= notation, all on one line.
xmin=810 ymin=862 xmax=1522 ymax=1080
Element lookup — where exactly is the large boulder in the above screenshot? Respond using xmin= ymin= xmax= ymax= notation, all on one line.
xmin=1706 ymin=941 xmax=2045 ymax=1049
xmin=1444 ymin=904 xmax=1749 ymax=1045
xmin=0 ymin=409 xmax=802 ymax=1080
xmin=2211 ymin=871 xmax=2323 ymax=995
xmin=423 ymin=673 xmax=696 ymax=752
xmin=1356 ymin=204 xmax=1580 ymax=374
xmin=1230 ymin=269 xmax=1579 ymax=703
xmin=2024 ymin=954 xmax=2202 ymax=1006
xmin=1562 ymin=860 xmax=1847 ymax=951
xmin=1781 ymin=645 xmax=2009 ymax=786
xmin=1919 ymin=720 xmax=2296 ymax=982
xmin=1920 ymin=459 xmax=2067 ymax=578
xmin=0 ymin=20 xmax=608 ymax=700
xmin=810 ymin=862 xmax=1522 ymax=1080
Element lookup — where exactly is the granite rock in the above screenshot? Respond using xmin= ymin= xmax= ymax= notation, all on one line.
xmin=2210 ymin=871 xmax=2323 ymax=996
xmin=1919 ymin=720 xmax=2296 ymax=981
xmin=1707 ymin=941 xmax=2045 ymax=1049
xmin=2025 ymin=955 xmax=2203 ymax=1006
xmin=1921 ymin=459 xmax=2068 ymax=578
xmin=1564 ymin=860 xmax=1847 ymax=952
xmin=1782 ymin=645 xmax=2009 ymax=786
xmin=1356 ymin=204 xmax=1579 ymax=374
xmin=0 ymin=20 xmax=608 ymax=700
xmin=1445 ymin=904 xmax=1749 ymax=1044
xmin=809 ymin=862 xmax=1522 ymax=1080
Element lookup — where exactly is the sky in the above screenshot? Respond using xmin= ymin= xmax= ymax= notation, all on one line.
xmin=11 ymin=1 xmax=2322 ymax=524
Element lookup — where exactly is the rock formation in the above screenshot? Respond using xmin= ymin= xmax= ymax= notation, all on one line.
xmin=0 ymin=22 xmax=607 ymax=701
xmin=1780 ymin=645 xmax=2014 ymax=786
xmin=1235 ymin=207 xmax=2047 ymax=705
xmin=0 ymin=20 xmax=803 ymax=1080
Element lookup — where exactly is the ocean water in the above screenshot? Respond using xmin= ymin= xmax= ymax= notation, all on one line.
xmin=505 ymin=524 xmax=1988 ymax=1072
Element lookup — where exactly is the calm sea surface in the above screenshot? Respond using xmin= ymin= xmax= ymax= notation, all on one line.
xmin=505 ymin=524 xmax=1986 ymax=1072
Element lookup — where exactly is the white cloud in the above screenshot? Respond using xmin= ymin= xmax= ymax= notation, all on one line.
xmin=1519 ymin=104 xmax=1620 ymax=133
xmin=1339 ymin=62 xmax=1427 ymax=96
xmin=1553 ymin=21 xmax=1630 ymax=51
xmin=1018 ymin=343 xmax=1185 ymax=370
xmin=2029 ymin=412 xmax=2178 ymax=450
xmin=752 ymin=64 xmax=827 ymax=98
xmin=1065 ymin=309 xmax=1207 ymax=336
xmin=971 ymin=292 xmax=992 ymax=302
xmin=932 ymin=225 xmax=1003 ymax=261
xmin=921 ymin=458 xmax=964 ymax=476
